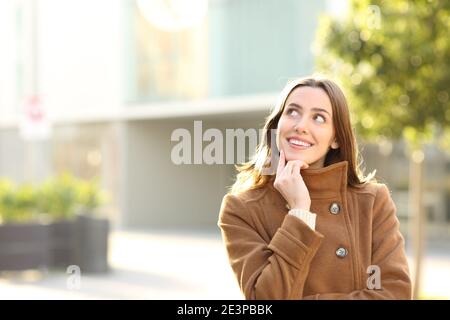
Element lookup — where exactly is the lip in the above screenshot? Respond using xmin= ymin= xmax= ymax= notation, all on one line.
xmin=286 ymin=136 xmax=314 ymax=150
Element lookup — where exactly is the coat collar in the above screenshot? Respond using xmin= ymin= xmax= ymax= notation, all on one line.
xmin=268 ymin=161 xmax=348 ymax=199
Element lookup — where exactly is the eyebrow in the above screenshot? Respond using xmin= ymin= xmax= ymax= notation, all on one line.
xmin=286 ymin=103 xmax=331 ymax=116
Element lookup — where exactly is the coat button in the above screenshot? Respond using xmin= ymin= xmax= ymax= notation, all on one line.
xmin=335 ymin=247 xmax=348 ymax=258
xmin=329 ymin=203 xmax=340 ymax=215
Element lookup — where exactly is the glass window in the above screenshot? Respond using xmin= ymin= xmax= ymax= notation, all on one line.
xmin=124 ymin=0 xmax=326 ymax=104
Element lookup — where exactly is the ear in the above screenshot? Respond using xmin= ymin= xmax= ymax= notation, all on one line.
xmin=331 ymin=140 xmax=339 ymax=149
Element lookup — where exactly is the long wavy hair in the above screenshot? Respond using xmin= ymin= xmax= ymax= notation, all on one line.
xmin=229 ymin=76 xmax=374 ymax=195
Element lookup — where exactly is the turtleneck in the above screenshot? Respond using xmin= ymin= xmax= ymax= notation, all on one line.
xmin=268 ymin=160 xmax=349 ymax=199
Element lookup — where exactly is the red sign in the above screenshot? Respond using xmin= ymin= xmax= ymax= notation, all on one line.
xmin=19 ymin=95 xmax=52 ymax=141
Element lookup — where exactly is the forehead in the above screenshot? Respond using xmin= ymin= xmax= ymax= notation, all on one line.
xmin=285 ymin=86 xmax=333 ymax=115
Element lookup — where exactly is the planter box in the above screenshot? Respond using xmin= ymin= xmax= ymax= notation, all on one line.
xmin=0 ymin=215 xmax=109 ymax=273
xmin=76 ymin=215 xmax=109 ymax=273
xmin=49 ymin=220 xmax=78 ymax=268
xmin=0 ymin=223 xmax=50 ymax=271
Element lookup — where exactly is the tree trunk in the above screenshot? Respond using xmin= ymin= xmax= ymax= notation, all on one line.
xmin=410 ymin=151 xmax=425 ymax=299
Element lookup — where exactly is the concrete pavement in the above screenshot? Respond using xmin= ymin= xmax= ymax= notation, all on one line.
xmin=0 ymin=229 xmax=448 ymax=299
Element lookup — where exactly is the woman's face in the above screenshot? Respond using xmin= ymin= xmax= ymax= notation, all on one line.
xmin=276 ymin=86 xmax=338 ymax=169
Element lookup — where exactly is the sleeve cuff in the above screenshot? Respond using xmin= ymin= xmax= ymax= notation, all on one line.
xmin=289 ymin=209 xmax=316 ymax=230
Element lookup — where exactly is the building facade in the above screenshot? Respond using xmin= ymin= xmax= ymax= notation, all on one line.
xmin=0 ymin=0 xmax=449 ymax=242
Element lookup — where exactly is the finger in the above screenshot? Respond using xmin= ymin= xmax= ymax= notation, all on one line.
xmin=283 ymin=160 xmax=294 ymax=177
xmin=276 ymin=149 xmax=285 ymax=176
xmin=290 ymin=160 xmax=309 ymax=170
xmin=299 ymin=161 xmax=309 ymax=170
xmin=291 ymin=161 xmax=301 ymax=176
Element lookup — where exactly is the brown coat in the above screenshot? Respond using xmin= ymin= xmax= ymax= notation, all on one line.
xmin=218 ymin=161 xmax=412 ymax=300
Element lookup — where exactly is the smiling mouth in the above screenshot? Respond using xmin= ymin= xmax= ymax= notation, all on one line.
xmin=287 ymin=138 xmax=314 ymax=149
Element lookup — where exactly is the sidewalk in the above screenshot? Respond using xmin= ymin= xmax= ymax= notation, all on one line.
xmin=0 ymin=229 xmax=242 ymax=300
xmin=0 ymin=229 xmax=449 ymax=299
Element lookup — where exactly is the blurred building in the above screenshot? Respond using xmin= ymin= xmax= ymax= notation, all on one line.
xmin=0 ymin=0 xmax=449 ymax=241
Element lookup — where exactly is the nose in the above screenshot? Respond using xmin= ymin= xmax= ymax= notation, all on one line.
xmin=293 ymin=117 xmax=309 ymax=134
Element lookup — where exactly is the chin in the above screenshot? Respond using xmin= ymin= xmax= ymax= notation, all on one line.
xmin=284 ymin=150 xmax=310 ymax=164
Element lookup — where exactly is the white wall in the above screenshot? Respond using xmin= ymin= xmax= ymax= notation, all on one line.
xmin=0 ymin=0 xmax=18 ymax=124
xmin=121 ymin=116 xmax=263 ymax=229
xmin=37 ymin=0 xmax=123 ymax=121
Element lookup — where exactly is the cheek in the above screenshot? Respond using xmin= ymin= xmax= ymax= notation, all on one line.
xmin=276 ymin=118 xmax=289 ymax=147
xmin=277 ymin=117 xmax=289 ymax=134
xmin=275 ymin=123 xmax=282 ymax=149
xmin=318 ymin=128 xmax=335 ymax=147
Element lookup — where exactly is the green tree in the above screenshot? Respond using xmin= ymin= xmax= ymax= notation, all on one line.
xmin=315 ymin=0 xmax=450 ymax=299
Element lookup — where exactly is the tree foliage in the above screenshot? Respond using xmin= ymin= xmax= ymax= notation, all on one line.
xmin=315 ymin=0 xmax=450 ymax=150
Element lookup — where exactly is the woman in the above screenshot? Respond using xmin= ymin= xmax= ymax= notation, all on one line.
xmin=218 ymin=76 xmax=412 ymax=300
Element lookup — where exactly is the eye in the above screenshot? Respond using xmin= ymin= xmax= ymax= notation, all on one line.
xmin=314 ymin=114 xmax=326 ymax=124
xmin=286 ymin=108 xmax=299 ymax=116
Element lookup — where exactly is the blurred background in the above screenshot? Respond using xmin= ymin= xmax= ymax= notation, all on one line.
xmin=0 ymin=0 xmax=449 ymax=299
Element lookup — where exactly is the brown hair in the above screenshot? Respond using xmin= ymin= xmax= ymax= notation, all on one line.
xmin=230 ymin=76 xmax=374 ymax=194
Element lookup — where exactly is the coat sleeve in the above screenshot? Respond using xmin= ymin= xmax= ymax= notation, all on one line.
xmin=302 ymin=184 xmax=412 ymax=300
xmin=218 ymin=193 xmax=324 ymax=300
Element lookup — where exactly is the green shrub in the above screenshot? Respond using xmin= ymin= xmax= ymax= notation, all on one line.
xmin=76 ymin=178 xmax=108 ymax=214
xmin=0 ymin=174 xmax=108 ymax=224
xmin=37 ymin=173 xmax=80 ymax=220
xmin=0 ymin=180 xmax=39 ymax=224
